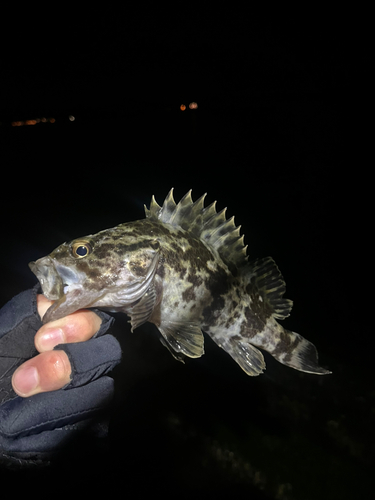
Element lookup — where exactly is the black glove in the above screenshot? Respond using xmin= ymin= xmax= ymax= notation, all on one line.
xmin=0 ymin=286 xmax=121 ymax=468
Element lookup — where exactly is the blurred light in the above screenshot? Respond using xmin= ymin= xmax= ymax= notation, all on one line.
xmin=189 ymin=102 xmax=198 ymax=110
xmin=10 ymin=116 xmax=58 ymax=127
xmin=68 ymin=115 xmax=75 ymax=121
xmin=180 ymin=104 xmax=186 ymax=111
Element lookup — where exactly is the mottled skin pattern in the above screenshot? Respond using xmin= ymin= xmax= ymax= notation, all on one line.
xmin=29 ymin=190 xmax=330 ymax=376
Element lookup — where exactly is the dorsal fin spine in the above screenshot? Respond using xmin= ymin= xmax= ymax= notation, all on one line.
xmin=210 ymin=223 xmax=240 ymax=248
xmin=145 ymin=194 xmax=162 ymax=219
xmin=169 ymin=190 xmax=193 ymax=225
xmin=201 ymin=201 xmax=217 ymax=222
xmin=202 ymin=208 xmax=227 ymax=234
xmin=145 ymin=189 xmax=249 ymax=270
xmin=160 ymin=188 xmax=177 ymax=222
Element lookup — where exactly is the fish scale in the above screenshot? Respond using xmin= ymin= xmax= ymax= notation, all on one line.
xmin=29 ymin=188 xmax=330 ymax=377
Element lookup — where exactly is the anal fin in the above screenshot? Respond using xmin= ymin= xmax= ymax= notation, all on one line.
xmin=157 ymin=321 xmax=204 ymax=358
xmin=221 ymin=339 xmax=266 ymax=376
xmin=159 ymin=337 xmax=186 ymax=363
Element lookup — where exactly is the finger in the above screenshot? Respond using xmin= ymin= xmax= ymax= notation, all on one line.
xmin=12 ymin=350 xmax=72 ymax=397
xmin=36 ymin=293 xmax=55 ymax=320
xmin=36 ymin=295 xmax=103 ymax=352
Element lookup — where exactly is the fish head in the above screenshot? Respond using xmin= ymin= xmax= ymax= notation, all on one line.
xmin=29 ymin=226 xmax=160 ymax=323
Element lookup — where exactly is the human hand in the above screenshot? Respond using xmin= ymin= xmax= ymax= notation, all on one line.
xmin=0 ymin=287 xmax=121 ymax=467
xmin=12 ymin=295 xmax=104 ymax=397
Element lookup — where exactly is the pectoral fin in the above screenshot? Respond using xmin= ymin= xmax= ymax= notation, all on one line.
xmin=127 ymin=284 xmax=157 ymax=331
xmin=157 ymin=321 xmax=205 ymax=358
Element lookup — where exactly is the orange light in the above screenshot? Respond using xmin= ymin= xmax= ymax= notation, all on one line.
xmin=11 ymin=121 xmax=24 ymax=126
xmin=25 ymin=119 xmax=37 ymax=125
xmin=189 ymin=102 xmax=198 ymax=109
xmin=180 ymin=104 xmax=186 ymax=111
xmin=49 ymin=118 xmax=56 ymax=123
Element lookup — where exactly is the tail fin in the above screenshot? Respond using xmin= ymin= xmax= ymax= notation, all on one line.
xmin=240 ymin=256 xmax=330 ymax=375
xmin=276 ymin=328 xmax=331 ymax=374
xmin=252 ymin=322 xmax=331 ymax=375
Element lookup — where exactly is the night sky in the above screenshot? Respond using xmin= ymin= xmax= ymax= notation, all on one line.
xmin=0 ymin=7 xmax=370 ymax=498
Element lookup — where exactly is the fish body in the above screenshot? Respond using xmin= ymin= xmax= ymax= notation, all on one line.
xmin=29 ymin=189 xmax=330 ymax=376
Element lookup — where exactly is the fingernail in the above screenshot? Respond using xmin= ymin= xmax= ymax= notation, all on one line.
xmin=13 ymin=365 xmax=39 ymax=396
xmin=39 ymin=328 xmax=65 ymax=350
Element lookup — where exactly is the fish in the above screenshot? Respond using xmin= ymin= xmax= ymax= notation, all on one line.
xmin=29 ymin=189 xmax=330 ymax=376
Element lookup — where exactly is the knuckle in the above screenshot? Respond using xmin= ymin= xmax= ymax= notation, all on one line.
xmin=78 ymin=311 xmax=94 ymax=333
xmin=62 ymin=310 xmax=95 ymax=341
xmin=76 ymin=310 xmax=102 ymax=336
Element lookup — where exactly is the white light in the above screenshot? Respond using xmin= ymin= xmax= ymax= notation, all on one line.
xmin=69 ymin=115 xmax=75 ymax=121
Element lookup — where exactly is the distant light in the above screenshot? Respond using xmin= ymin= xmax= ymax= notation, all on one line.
xmin=69 ymin=115 xmax=75 ymax=121
xmin=10 ymin=117 xmax=57 ymax=127
xmin=189 ymin=102 xmax=198 ymax=110
xmin=180 ymin=104 xmax=186 ymax=111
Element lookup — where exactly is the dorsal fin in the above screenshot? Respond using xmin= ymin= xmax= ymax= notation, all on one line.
xmin=246 ymin=256 xmax=293 ymax=320
xmin=144 ymin=188 xmax=248 ymax=270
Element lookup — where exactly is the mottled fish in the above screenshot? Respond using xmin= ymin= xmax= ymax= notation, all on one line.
xmin=29 ymin=189 xmax=330 ymax=376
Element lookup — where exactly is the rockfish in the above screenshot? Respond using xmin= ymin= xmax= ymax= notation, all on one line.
xmin=29 ymin=189 xmax=330 ymax=376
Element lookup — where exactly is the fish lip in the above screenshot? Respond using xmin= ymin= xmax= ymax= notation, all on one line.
xmin=29 ymin=256 xmax=65 ymax=300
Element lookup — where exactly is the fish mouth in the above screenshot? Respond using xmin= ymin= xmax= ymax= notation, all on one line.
xmin=29 ymin=257 xmax=83 ymax=299
xmin=29 ymin=256 xmax=91 ymax=323
xmin=29 ymin=256 xmax=65 ymax=300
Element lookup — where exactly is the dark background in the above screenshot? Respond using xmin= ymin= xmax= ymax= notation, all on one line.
xmin=0 ymin=6 xmax=371 ymax=499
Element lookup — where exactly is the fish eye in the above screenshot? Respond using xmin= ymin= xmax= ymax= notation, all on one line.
xmin=72 ymin=241 xmax=92 ymax=259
